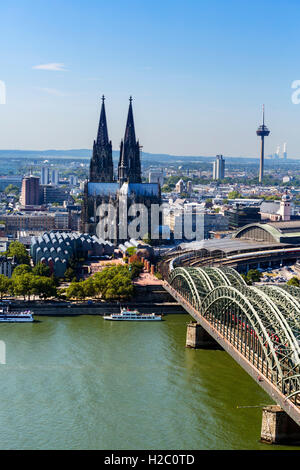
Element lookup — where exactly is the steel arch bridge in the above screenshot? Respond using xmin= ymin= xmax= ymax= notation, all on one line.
xmin=165 ymin=266 xmax=300 ymax=425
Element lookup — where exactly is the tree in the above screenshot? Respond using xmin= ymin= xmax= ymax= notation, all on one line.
xmin=64 ymin=267 xmax=76 ymax=282
xmin=287 ymin=276 xmax=300 ymax=287
xmin=4 ymin=184 xmax=19 ymax=195
xmin=228 ymin=191 xmax=242 ymax=199
xmin=241 ymin=273 xmax=252 ymax=285
xmin=246 ymin=269 xmax=261 ymax=283
xmin=12 ymin=273 xmax=35 ymax=300
xmin=7 ymin=241 xmax=30 ymax=265
xmin=0 ymin=275 xmax=12 ymax=299
xmin=129 ymin=261 xmax=144 ymax=280
xmin=65 ymin=282 xmax=86 ymax=300
xmin=81 ymin=278 xmax=96 ymax=297
xmin=205 ymin=198 xmax=213 ymax=208
xmin=32 ymin=262 xmax=51 ymax=277
xmin=103 ymin=274 xmax=134 ymax=301
xmin=92 ymin=265 xmax=135 ymax=301
xmin=127 ymin=247 xmax=137 ymax=257
xmin=31 ymin=276 xmax=57 ymax=299
xmin=12 ymin=264 xmax=32 ymax=277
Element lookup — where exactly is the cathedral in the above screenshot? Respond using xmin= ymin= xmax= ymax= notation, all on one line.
xmin=81 ymin=96 xmax=161 ymax=242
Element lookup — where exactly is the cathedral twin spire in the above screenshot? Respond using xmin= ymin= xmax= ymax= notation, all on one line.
xmin=89 ymin=96 xmax=141 ymax=185
xmin=90 ymin=95 xmax=113 ymax=182
xmin=96 ymin=95 xmax=109 ymax=146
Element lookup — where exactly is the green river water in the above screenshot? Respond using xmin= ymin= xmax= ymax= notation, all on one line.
xmin=0 ymin=313 xmax=298 ymax=450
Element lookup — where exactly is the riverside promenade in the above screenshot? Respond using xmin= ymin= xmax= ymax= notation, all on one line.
xmin=8 ymin=274 xmax=184 ymax=316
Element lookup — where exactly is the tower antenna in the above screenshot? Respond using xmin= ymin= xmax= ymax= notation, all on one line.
xmin=256 ymin=105 xmax=270 ymax=183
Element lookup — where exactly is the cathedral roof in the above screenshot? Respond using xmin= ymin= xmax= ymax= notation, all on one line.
xmin=88 ymin=182 xmax=119 ymax=196
xmin=119 ymin=182 xmax=159 ymax=197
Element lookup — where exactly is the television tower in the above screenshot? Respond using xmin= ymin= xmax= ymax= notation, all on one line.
xmin=256 ymin=105 xmax=270 ymax=183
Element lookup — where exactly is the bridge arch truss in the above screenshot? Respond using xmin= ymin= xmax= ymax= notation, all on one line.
xmin=168 ymin=266 xmax=300 ymax=406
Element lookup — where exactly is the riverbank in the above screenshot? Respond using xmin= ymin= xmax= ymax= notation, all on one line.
xmin=9 ymin=300 xmax=185 ymax=316
xmin=4 ymin=284 xmax=186 ymax=316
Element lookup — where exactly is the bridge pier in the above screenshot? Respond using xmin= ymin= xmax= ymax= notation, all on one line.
xmin=261 ymin=406 xmax=300 ymax=445
xmin=186 ymin=322 xmax=221 ymax=349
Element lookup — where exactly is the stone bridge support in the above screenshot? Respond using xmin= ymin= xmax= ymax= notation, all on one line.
xmin=261 ymin=406 xmax=300 ymax=445
xmin=186 ymin=322 xmax=221 ymax=349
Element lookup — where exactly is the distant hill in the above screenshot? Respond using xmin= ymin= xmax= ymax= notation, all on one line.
xmin=0 ymin=149 xmax=251 ymax=163
xmin=0 ymin=149 xmax=91 ymax=159
xmin=0 ymin=149 xmax=215 ymax=160
xmin=0 ymin=149 xmax=297 ymax=165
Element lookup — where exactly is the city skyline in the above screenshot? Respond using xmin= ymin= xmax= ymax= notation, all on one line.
xmin=1 ymin=0 xmax=300 ymax=158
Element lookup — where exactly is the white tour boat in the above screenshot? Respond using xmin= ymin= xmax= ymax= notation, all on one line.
xmin=103 ymin=307 xmax=162 ymax=321
xmin=0 ymin=304 xmax=34 ymax=323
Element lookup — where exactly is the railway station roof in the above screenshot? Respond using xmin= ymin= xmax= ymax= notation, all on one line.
xmin=178 ymin=238 xmax=287 ymax=256
xmin=234 ymin=221 xmax=300 ymax=244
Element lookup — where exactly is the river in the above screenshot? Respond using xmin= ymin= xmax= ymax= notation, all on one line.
xmin=0 ymin=313 xmax=297 ymax=450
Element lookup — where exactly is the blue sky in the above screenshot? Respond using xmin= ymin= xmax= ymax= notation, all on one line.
xmin=1 ymin=0 xmax=300 ymax=157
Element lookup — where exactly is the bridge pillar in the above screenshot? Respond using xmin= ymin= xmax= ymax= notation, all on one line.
xmin=186 ymin=322 xmax=220 ymax=349
xmin=261 ymin=406 xmax=300 ymax=445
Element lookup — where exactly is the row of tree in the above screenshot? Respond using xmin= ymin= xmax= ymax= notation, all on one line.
xmin=0 ymin=261 xmax=59 ymax=300
xmin=0 ymin=261 xmax=144 ymax=301
xmin=64 ymin=262 xmax=144 ymax=301
xmin=0 ymin=273 xmax=57 ymax=300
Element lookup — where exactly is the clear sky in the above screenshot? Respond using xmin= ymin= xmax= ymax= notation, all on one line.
xmin=1 ymin=0 xmax=300 ymax=157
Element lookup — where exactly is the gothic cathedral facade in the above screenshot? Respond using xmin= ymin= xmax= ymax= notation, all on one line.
xmin=81 ymin=97 xmax=161 ymax=242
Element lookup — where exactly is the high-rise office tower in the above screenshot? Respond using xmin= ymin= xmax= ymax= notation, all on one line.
xmin=256 ymin=105 xmax=270 ymax=183
xmin=20 ymin=176 xmax=40 ymax=206
xmin=212 ymin=155 xmax=225 ymax=180
xmin=69 ymin=175 xmax=78 ymax=186
xmin=41 ymin=167 xmax=50 ymax=185
xmin=51 ymin=169 xmax=59 ymax=186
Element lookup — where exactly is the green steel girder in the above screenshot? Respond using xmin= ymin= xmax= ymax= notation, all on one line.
xmin=201 ymin=267 xmax=231 ymax=288
xmin=201 ymin=285 xmax=285 ymax=379
xmin=191 ymin=268 xmax=215 ymax=291
xmin=248 ymin=286 xmax=300 ymax=374
xmin=260 ymin=286 xmax=300 ymax=343
xmin=169 ymin=268 xmax=202 ymax=309
xmin=221 ymin=267 xmax=247 ymax=287
xmin=168 ymin=266 xmax=300 ymax=401
xmin=281 ymin=284 xmax=300 ymax=300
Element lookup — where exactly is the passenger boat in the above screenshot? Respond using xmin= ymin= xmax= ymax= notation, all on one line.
xmin=0 ymin=303 xmax=34 ymax=323
xmin=103 ymin=307 xmax=162 ymax=321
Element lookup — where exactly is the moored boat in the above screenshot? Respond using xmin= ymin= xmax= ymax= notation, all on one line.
xmin=103 ymin=307 xmax=162 ymax=321
xmin=0 ymin=303 xmax=34 ymax=323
